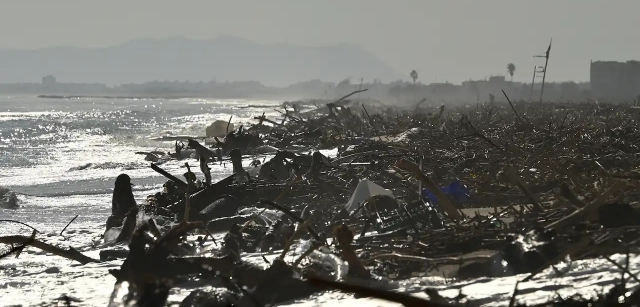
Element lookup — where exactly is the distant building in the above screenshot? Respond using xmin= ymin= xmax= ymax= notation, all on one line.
xmin=488 ymin=75 xmax=505 ymax=85
xmin=42 ymin=75 xmax=56 ymax=87
xmin=461 ymin=75 xmax=511 ymax=101
xmin=428 ymin=82 xmax=459 ymax=96
xmin=590 ymin=60 xmax=640 ymax=101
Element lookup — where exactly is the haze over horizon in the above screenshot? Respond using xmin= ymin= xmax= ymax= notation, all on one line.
xmin=1 ymin=0 xmax=638 ymax=85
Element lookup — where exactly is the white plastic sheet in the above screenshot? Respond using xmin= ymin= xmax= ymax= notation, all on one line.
xmin=344 ymin=179 xmax=394 ymax=214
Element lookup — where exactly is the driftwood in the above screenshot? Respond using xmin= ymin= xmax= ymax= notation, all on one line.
xmin=109 ymin=216 xmax=210 ymax=305
xmin=0 ymin=230 xmax=35 ymax=259
xmin=0 ymin=235 xmax=99 ymax=265
xmin=114 ymin=99 xmax=640 ymax=306
xmin=260 ymin=199 xmax=325 ymax=244
xmin=151 ymin=163 xmax=188 ymax=190
xmin=207 ymin=214 xmax=253 ymax=233
xmin=168 ymin=174 xmax=235 ymax=214
xmin=361 ymin=252 xmax=495 ymax=266
xmin=334 ymin=224 xmax=370 ymax=278
xmin=306 ymin=275 xmax=450 ymax=307
xmin=279 ymin=218 xmax=312 ymax=261
xmin=557 ymin=182 xmax=585 ymax=209
xmin=331 ymin=89 xmax=368 ymax=106
xmin=509 ymin=170 xmax=545 ymax=213
xmin=164 ymin=255 xmax=238 ymax=277
xmin=545 ymin=180 xmax=627 ymax=231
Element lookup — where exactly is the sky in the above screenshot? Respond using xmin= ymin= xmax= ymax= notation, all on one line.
xmin=0 ymin=0 xmax=638 ymax=84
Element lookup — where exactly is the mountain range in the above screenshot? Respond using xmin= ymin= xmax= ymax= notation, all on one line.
xmin=0 ymin=35 xmax=400 ymax=86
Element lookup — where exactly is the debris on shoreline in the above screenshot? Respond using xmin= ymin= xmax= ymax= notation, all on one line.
xmin=5 ymin=92 xmax=640 ymax=306
xmin=0 ymin=186 xmax=19 ymax=209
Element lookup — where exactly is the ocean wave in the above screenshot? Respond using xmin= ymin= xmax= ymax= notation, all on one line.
xmin=0 ymin=110 xmax=164 ymax=149
xmin=10 ymin=182 xmax=162 ymax=198
xmin=67 ymin=161 xmax=144 ymax=172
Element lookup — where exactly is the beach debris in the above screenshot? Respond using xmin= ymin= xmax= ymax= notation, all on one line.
xmin=344 ymin=178 xmax=395 ymax=214
xmin=0 ymin=186 xmax=19 ymax=209
xmin=117 ymin=99 xmax=640 ymax=305
xmin=10 ymin=97 xmax=640 ymax=306
xmin=134 ymin=151 xmax=163 ymax=162
xmin=422 ymin=179 xmax=471 ymax=206
xmin=187 ymin=138 xmax=217 ymax=162
xmin=0 ymin=234 xmax=98 ymax=264
xmin=214 ymin=125 xmax=264 ymax=154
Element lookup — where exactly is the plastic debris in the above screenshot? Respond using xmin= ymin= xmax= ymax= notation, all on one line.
xmin=422 ymin=179 xmax=471 ymax=205
xmin=344 ymin=179 xmax=395 ymax=214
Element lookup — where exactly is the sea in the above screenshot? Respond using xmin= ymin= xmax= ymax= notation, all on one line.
xmin=0 ymin=96 xmax=638 ymax=306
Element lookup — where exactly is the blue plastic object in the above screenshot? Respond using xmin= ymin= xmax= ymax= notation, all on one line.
xmin=422 ymin=179 xmax=471 ymax=204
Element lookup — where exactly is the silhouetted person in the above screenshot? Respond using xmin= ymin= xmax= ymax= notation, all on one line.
xmin=106 ymin=174 xmax=137 ymax=231
xmin=112 ymin=174 xmax=137 ymax=217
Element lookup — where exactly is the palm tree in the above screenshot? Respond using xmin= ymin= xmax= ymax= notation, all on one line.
xmin=410 ymin=70 xmax=418 ymax=84
xmin=506 ymin=63 xmax=516 ymax=81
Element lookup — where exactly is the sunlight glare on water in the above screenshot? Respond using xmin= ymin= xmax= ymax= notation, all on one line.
xmin=0 ymin=96 xmax=282 ymax=230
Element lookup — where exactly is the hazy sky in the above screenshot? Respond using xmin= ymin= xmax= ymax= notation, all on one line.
xmin=1 ymin=0 xmax=638 ymax=84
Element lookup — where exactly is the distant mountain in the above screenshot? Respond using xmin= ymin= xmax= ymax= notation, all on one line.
xmin=0 ymin=35 xmax=400 ymax=86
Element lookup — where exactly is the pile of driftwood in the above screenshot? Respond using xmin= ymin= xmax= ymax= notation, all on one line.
xmin=5 ymin=92 xmax=640 ymax=306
